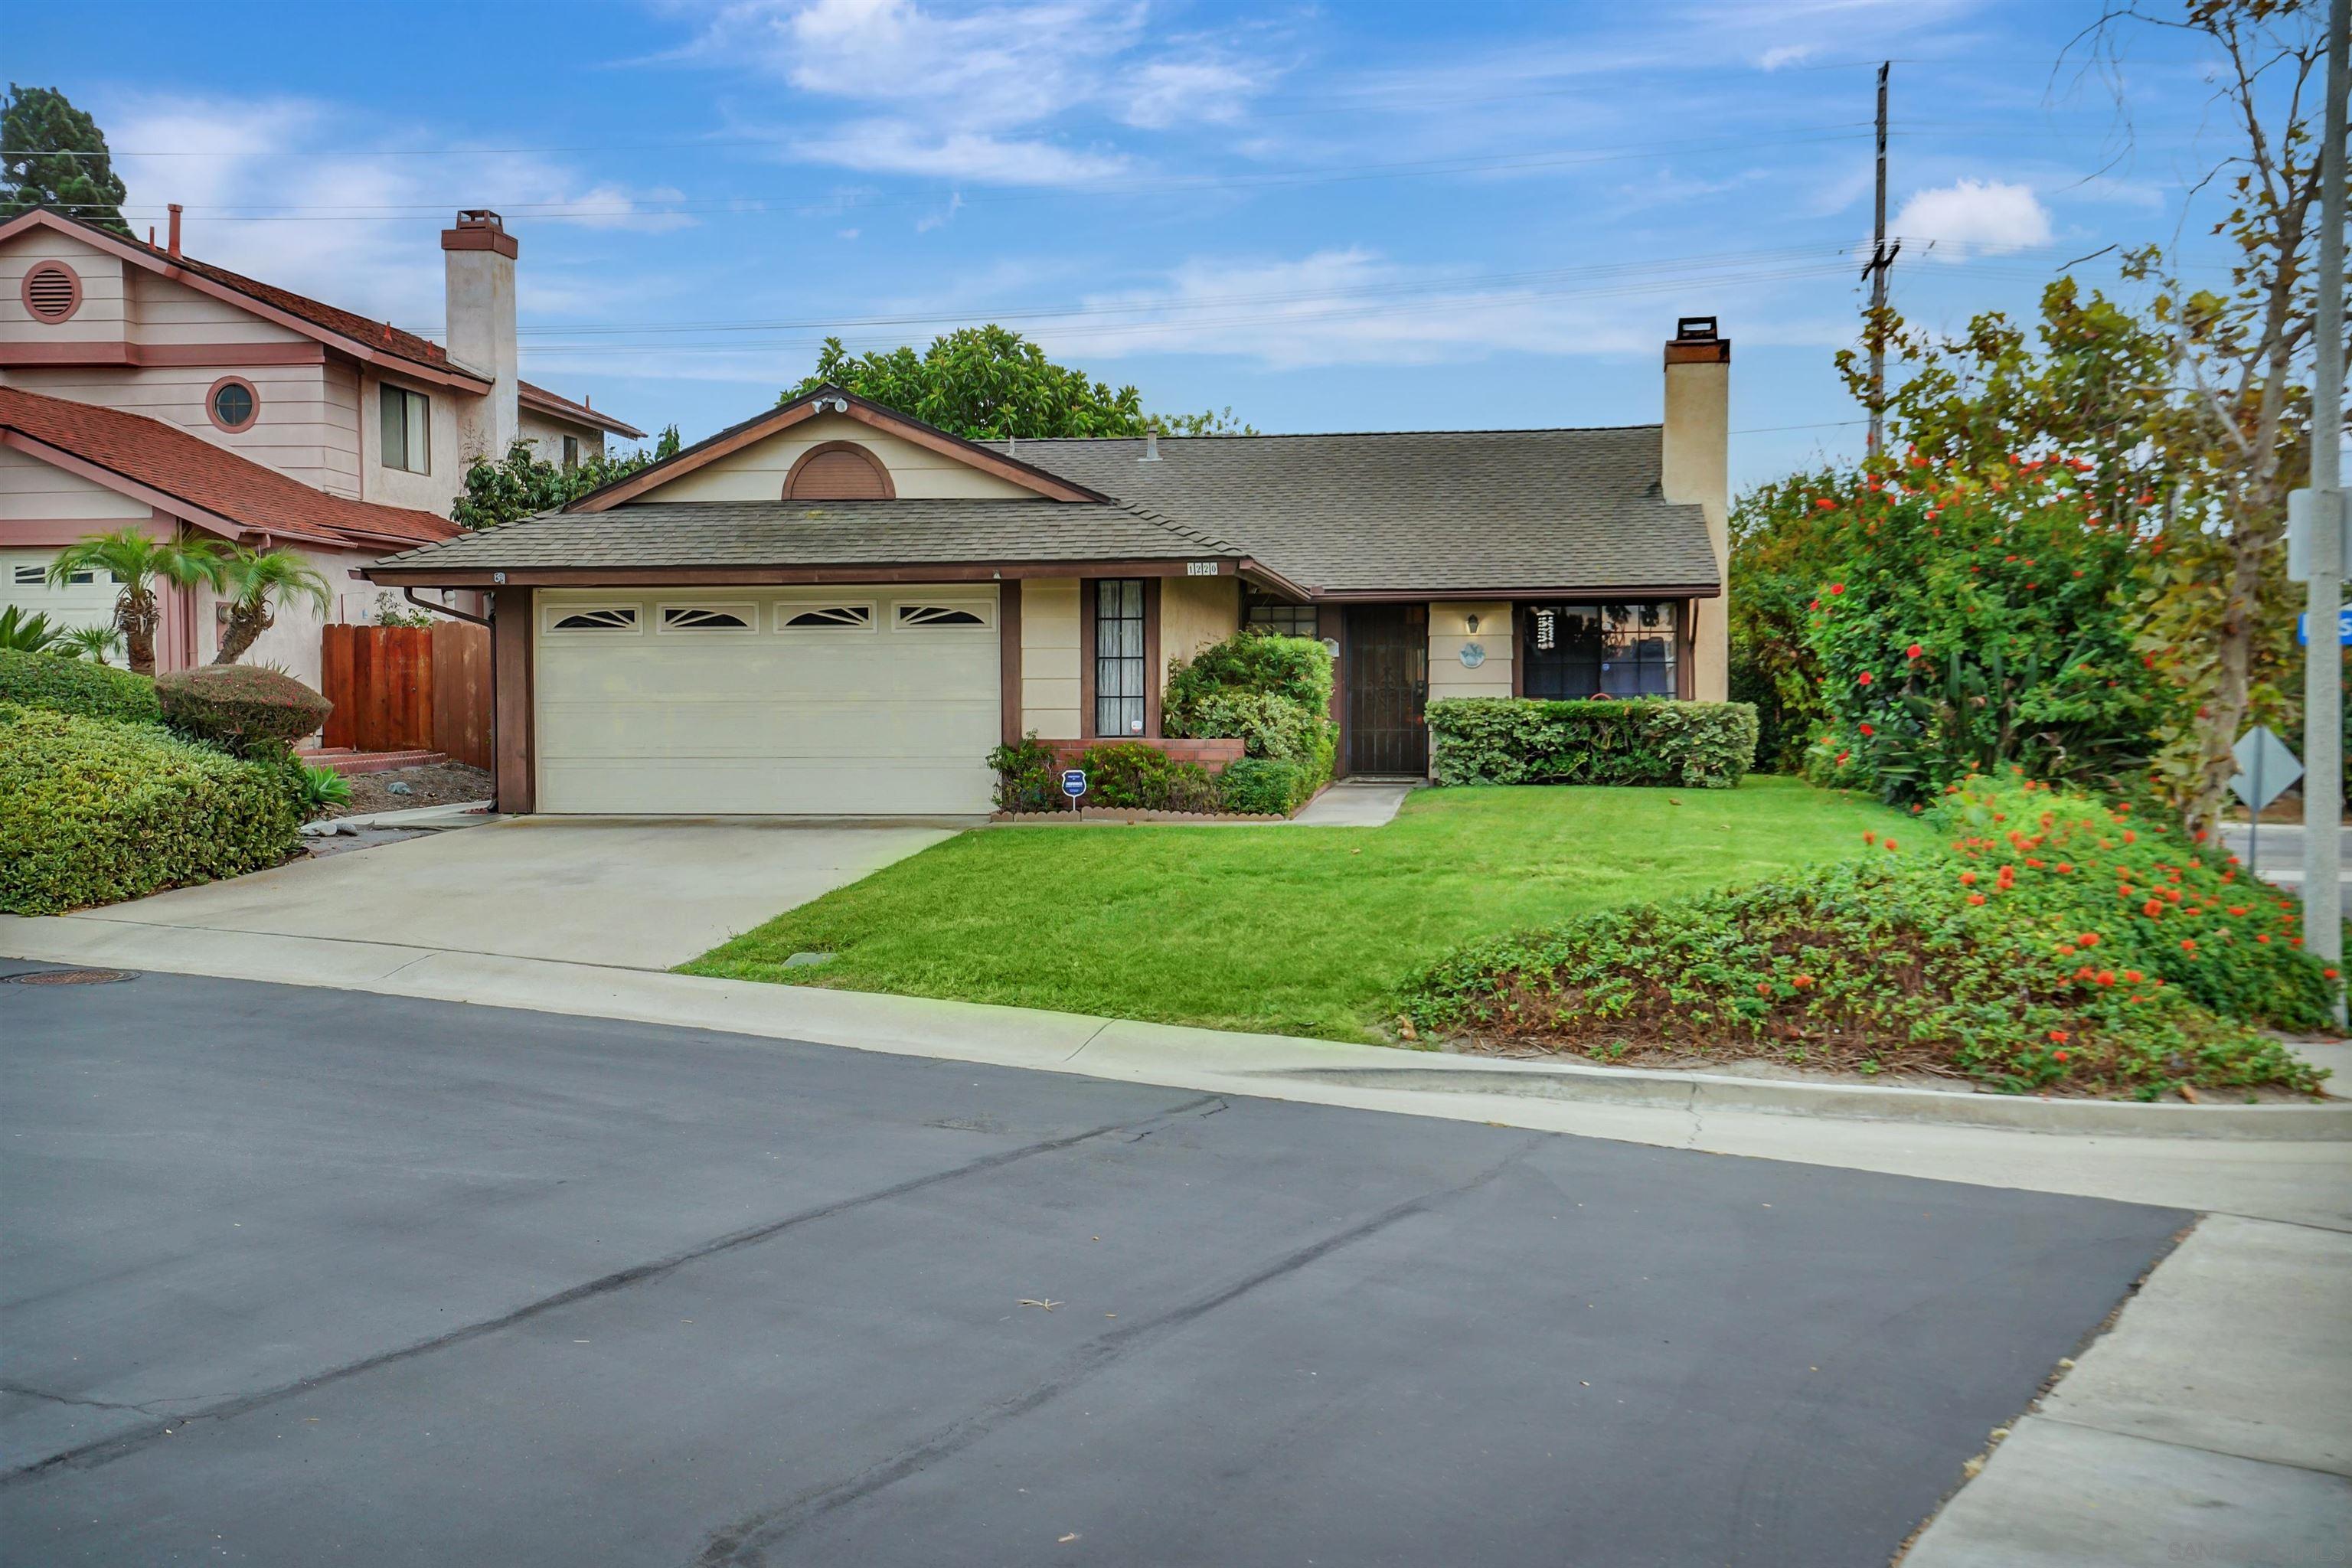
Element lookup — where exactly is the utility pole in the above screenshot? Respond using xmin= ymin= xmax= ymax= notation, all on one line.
xmin=2302 ymin=0 xmax=2347 ymax=1022
xmin=1863 ymin=61 xmax=1897 ymax=452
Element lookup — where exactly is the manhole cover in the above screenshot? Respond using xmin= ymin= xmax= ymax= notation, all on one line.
xmin=2 ymin=968 xmax=136 ymax=986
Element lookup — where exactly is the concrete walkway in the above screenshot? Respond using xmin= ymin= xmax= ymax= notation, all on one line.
xmin=51 ymin=817 xmax=958 ymax=970
xmin=1290 ymin=778 xmax=1416 ymax=826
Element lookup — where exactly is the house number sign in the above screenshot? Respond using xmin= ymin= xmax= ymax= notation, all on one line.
xmin=1459 ymin=642 xmax=1486 ymax=669
xmin=1186 ymin=562 xmax=1221 ymax=576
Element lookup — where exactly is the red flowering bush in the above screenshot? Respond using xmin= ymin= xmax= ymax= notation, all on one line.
xmin=1401 ymin=776 xmax=2329 ymax=1099
xmin=1781 ymin=456 xmax=2162 ymax=807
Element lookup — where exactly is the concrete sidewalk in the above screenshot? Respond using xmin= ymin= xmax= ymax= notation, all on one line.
xmin=1904 ymin=1215 xmax=2352 ymax=1566
xmin=5 ymin=911 xmax=2347 ymax=1231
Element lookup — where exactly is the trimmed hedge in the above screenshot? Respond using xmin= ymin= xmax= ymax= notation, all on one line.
xmin=0 ymin=704 xmax=299 ymax=913
xmin=0 ymin=648 xmax=161 ymax=725
xmin=157 ymin=664 xmax=332 ymax=757
xmin=1077 ymin=742 xmax=1220 ymax=813
xmin=1426 ymin=698 xmax=1759 ymax=789
xmin=1165 ymin=631 xmax=1337 ymax=813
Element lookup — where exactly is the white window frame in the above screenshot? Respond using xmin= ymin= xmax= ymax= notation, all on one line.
xmin=775 ymin=601 xmax=878 ymax=635
xmin=542 ymin=603 xmax=644 ymax=635
xmin=890 ymin=598 xmax=995 ymax=632
xmin=656 ymin=603 xmax=760 ymax=636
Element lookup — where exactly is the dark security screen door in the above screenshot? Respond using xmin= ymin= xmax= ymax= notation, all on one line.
xmin=1344 ymin=603 xmax=1428 ymax=774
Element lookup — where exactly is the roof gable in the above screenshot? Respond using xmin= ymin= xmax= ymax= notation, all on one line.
xmin=567 ymin=385 xmax=1110 ymax=511
xmin=0 ymin=208 xmax=487 ymax=392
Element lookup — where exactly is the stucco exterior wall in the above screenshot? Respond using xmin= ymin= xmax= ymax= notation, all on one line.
xmin=518 ymin=410 xmax=607 ymax=468
xmin=1661 ymin=358 xmax=1730 ymax=702
xmin=1159 ymin=573 xmax=1240 ymax=680
xmin=647 ymin=413 xmax=1036 ymax=502
xmin=359 ymin=367 xmax=467 ymax=514
xmin=1021 ymin=576 xmax=1082 ymax=739
xmin=1428 ymin=600 xmax=1514 ymax=702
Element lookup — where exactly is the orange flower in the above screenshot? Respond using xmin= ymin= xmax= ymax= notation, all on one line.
xmin=2122 ymin=969 xmax=2143 ymax=984
xmin=2096 ymin=969 xmax=2116 ymax=987
xmin=1884 ymin=838 xmax=1898 ymax=851
xmin=1756 ymin=981 xmax=1772 ymax=995
xmin=1857 ymin=671 xmax=1873 ymax=686
xmin=2143 ymin=900 xmax=2164 ymax=918
xmin=1960 ymin=871 xmax=1978 ymax=886
xmin=1906 ymin=643 xmax=1924 ymax=659
xmin=2180 ymin=939 xmax=2197 ymax=952
xmin=1793 ymin=974 xmax=1815 ymax=988
xmin=2047 ymin=1030 xmax=2069 ymax=1044
xmin=1966 ymin=893 xmax=1987 ymax=906
xmin=2076 ymin=933 xmax=2099 ymax=948
xmin=1858 ymin=722 xmax=1874 ymax=737
xmin=1863 ymin=831 xmax=1877 ymax=845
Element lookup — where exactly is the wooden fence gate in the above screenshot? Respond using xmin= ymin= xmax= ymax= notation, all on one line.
xmin=318 ymin=621 xmax=492 ymax=769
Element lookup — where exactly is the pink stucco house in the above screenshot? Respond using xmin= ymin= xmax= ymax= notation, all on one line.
xmin=0 ymin=206 xmax=644 ymax=685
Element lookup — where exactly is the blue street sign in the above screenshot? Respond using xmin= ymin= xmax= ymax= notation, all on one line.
xmin=1060 ymin=769 xmax=1088 ymax=800
xmin=2295 ymin=608 xmax=2352 ymax=646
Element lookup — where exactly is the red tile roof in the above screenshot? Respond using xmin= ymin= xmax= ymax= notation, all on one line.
xmin=519 ymin=380 xmax=648 ymax=439
xmin=0 ymin=386 xmax=461 ymax=551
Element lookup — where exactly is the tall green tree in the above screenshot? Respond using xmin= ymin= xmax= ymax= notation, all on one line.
xmin=448 ymin=427 xmax=681 ymax=531
xmin=2 ymin=84 xmax=129 ymax=234
xmin=783 ymin=326 xmax=1253 ymax=440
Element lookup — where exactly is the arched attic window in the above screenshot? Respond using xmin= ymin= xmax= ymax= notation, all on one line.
xmin=785 ymin=441 xmax=894 ymax=500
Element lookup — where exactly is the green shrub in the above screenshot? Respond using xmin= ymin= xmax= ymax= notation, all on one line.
xmin=1165 ymin=629 xmax=1332 ymax=715
xmin=1426 ymin=698 xmax=1757 ymax=789
xmin=292 ymin=761 xmax=353 ymax=814
xmin=0 ymin=704 xmax=299 ymax=913
xmin=1217 ymin=756 xmax=1309 ymax=815
xmin=1401 ymin=776 xmax=2330 ymax=1099
xmin=157 ymin=664 xmax=332 ymax=757
xmin=0 ymin=648 xmax=161 ymax=724
xmin=1165 ymin=630 xmax=1337 ymax=811
xmin=987 ymin=733 xmax=1060 ymax=813
xmin=1076 ymin=742 xmax=1217 ymax=812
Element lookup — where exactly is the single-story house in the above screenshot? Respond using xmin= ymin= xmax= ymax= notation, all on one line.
xmin=366 ymin=318 xmax=1732 ymax=815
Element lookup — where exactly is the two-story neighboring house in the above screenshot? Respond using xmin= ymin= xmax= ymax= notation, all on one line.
xmin=0 ymin=206 xmax=644 ymax=684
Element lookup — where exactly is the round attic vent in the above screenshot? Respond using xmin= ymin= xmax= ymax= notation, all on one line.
xmin=22 ymin=262 xmax=82 ymax=323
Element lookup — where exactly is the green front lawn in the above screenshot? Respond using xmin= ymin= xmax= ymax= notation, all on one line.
xmin=683 ymin=779 xmax=1905 ymax=1042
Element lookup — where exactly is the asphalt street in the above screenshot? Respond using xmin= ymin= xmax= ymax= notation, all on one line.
xmin=0 ymin=964 xmax=2187 ymax=1566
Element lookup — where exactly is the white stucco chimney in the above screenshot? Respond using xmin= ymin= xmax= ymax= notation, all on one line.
xmin=1660 ymin=315 xmax=1730 ymax=702
xmin=441 ymin=210 xmax=519 ymax=462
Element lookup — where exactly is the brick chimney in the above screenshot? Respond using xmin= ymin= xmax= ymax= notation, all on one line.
xmin=441 ymin=210 xmax=519 ymax=462
xmin=1661 ymin=315 xmax=1730 ymax=701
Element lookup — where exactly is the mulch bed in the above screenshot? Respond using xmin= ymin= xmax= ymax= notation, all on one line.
xmin=321 ymin=763 xmax=495 ymax=819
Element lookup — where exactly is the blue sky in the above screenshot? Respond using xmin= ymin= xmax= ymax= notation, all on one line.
xmin=9 ymin=1 xmax=2251 ymax=488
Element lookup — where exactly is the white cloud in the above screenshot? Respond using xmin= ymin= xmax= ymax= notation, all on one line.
xmin=1890 ymin=178 xmax=2054 ymax=258
xmin=103 ymin=93 xmax=692 ymax=332
xmin=678 ymin=0 xmax=1278 ymax=186
xmin=1759 ymin=44 xmax=1817 ymax=70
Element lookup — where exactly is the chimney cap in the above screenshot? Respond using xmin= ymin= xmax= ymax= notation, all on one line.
xmin=442 ymin=208 xmax=518 ymax=259
xmin=1665 ymin=315 xmax=1730 ymax=365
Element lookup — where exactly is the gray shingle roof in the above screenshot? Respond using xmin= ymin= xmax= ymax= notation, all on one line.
xmin=985 ymin=426 xmax=1718 ymax=593
xmin=369 ymin=498 xmax=1246 ymax=572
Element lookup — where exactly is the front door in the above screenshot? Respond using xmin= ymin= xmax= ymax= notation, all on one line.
xmin=1344 ymin=603 xmax=1428 ymax=775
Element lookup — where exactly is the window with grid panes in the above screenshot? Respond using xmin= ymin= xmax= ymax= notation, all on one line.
xmin=1093 ymin=578 xmax=1147 ymax=736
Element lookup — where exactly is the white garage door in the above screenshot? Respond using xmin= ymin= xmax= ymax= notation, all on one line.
xmin=2 ymin=549 xmax=119 ymax=635
xmin=534 ymin=586 xmax=1001 ymax=815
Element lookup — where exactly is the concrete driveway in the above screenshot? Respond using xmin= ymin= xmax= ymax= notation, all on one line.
xmin=1 ymin=969 xmax=2192 ymax=1566
xmin=62 ymin=816 xmax=961 ymax=969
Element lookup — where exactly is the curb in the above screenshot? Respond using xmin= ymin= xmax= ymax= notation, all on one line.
xmin=1255 ymin=1060 xmax=2352 ymax=1141
xmin=299 ymin=801 xmax=496 ymax=836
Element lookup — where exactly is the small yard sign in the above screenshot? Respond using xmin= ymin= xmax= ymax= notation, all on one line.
xmin=1060 ymin=768 xmax=1088 ymax=808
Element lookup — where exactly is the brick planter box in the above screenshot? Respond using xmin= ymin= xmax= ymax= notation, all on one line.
xmin=1049 ymin=737 xmax=1247 ymax=775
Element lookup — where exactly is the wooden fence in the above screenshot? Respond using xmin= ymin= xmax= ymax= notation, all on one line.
xmin=318 ymin=621 xmax=492 ymax=769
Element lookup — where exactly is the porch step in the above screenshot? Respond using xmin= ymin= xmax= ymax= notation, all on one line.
xmin=296 ymin=746 xmax=447 ymax=777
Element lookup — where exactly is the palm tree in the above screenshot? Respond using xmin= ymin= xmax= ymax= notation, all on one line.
xmin=214 ymin=546 xmax=330 ymax=665
xmin=0 ymin=606 xmax=64 ymax=653
xmin=62 ymin=624 xmax=124 ymax=665
xmin=47 ymin=529 xmax=228 ymax=675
